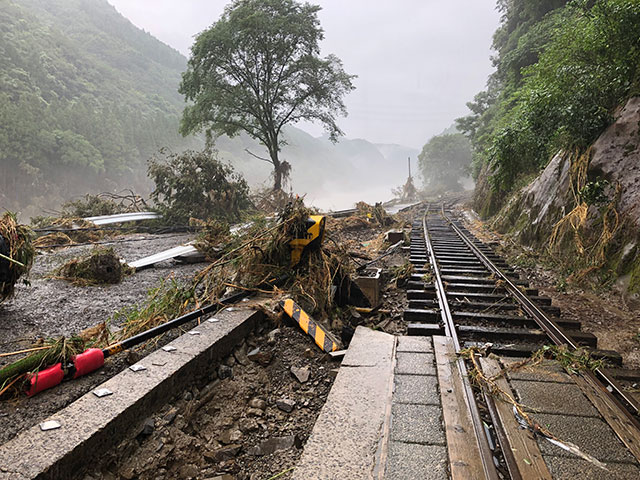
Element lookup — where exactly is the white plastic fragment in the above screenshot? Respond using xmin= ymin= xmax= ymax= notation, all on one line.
xmin=129 ymin=364 xmax=146 ymax=372
xmin=93 ymin=388 xmax=113 ymax=398
xmin=207 ymin=318 xmax=221 ymax=323
xmin=188 ymin=330 xmax=201 ymax=335
xmin=162 ymin=345 xmax=177 ymax=352
xmin=40 ymin=420 xmax=61 ymax=431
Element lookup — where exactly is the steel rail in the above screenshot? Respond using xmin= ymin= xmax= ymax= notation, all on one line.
xmin=440 ymin=206 xmax=640 ymax=460
xmin=422 ymin=206 xmax=500 ymax=480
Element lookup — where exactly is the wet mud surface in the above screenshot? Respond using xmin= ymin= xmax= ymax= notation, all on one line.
xmin=0 ymin=233 xmax=201 ymax=444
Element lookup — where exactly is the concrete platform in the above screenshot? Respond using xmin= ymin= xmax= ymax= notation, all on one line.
xmin=294 ymin=328 xmax=448 ymax=479
xmin=292 ymin=327 xmax=395 ymax=479
xmin=0 ymin=308 xmax=260 ymax=480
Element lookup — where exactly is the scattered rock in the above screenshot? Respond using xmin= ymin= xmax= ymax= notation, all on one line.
xmin=267 ymin=328 xmax=281 ymax=345
xmin=204 ymin=444 xmax=242 ymax=462
xmin=276 ymin=398 xmax=296 ymax=413
xmin=246 ymin=407 xmax=263 ymax=417
xmin=290 ymin=366 xmax=310 ymax=383
xmin=234 ymin=343 xmax=250 ymax=366
xmin=177 ymin=464 xmax=199 ymax=479
xmin=219 ymin=429 xmax=242 ymax=445
xmin=247 ymin=435 xmax=302 ymax=456
xmin=139 ymin=418 xmax=155 ymax=436
xmin=125 ymin=350 xmax=141 ymax=365
xmin=218 ymin=365 xmax=233 ymax=379
xmin=225 ymin=355 xmax=236 ymax=367
xmin=248 ymin=398 xmax=267 ymax=410
xmin=247 ymin=347 xmax=273 ymax=366
xmin=183 ymin=391 xmax=193 ymax=402
xmin=238 ymin=417 xmax=259 ymax=433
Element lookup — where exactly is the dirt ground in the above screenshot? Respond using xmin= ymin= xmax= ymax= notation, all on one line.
xmin=460 ymin=206 xmax=640 ymax=370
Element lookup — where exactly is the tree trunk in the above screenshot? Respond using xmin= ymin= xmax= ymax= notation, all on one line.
xmin=270 ymin=148 xmax=282 ymax=191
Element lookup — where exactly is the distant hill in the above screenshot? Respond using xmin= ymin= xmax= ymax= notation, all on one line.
xmin=1 ymin=0 xmax=418 ymax=216
xmin=0 ymin=0 xmax=200 ymax=216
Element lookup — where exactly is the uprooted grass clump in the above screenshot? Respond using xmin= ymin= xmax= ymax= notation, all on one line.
xmin=0 ymin=212 xmax=35 ymax=302
xmin=356 ymin=201 xmax=395 ymax=227
xmin=54 ymin=247 xmax=134 ymax=286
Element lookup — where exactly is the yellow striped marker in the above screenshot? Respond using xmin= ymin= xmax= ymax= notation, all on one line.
xmin=280 ymin=299 xmax=340 ymax=353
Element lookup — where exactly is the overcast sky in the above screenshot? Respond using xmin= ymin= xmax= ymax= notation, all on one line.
xmin=108 ymin=0 xmax=500 ymax=149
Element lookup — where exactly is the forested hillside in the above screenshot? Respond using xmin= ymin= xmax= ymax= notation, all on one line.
xmin=458 ymin=0 xmax=640 ymax=216
xmin=1 ymin=0 xmax=417 ymax=217
xmin=459 ymin=0 xmax=640 ymax=296
xmin=0 ymin=0 xmax=200 ymax=216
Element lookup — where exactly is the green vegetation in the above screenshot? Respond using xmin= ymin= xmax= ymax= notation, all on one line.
xmin=458 ymin=0 xmax=640 ymax=212
xmin=418 ymin=133 xmax=472 ymax=192
xmin=148 ymin=149 xmax=252 ymax=224
xmin=1 ymin=0 xmax=201 ymax=215
xmin=180 ymin=0 xmax=355 ymax=190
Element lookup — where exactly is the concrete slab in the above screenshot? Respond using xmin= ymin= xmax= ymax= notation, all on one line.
xmin=394 ymin=374 xmax=439 ymax=405
xmin=502 ymin=357 xmax=573 ymax=384
xmin=396 ymin=352 xmax=436 ymax=376
xmin=0 ymin=309 xmax=259 ymax=480
xmin=390 ymin=403 xmax=445 ymax=445
xmin=384 ymin=442 xmax=448 ymax=480
xmin=341 ymin=326 xmax=395 ymax=367
xmin=510 ymin=380 xmax=599 ymax=417
xmin=397 ymin=336 xmax=433 ymax=353
xmin=533 ymin=413 xmax=638 ymax=464
xmin=544 ymin=456 xmax=640 ymax=480
xmin=293 ymin=327 xmax=395 ymax=480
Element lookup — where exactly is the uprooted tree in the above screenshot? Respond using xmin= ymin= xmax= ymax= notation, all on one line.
xmin=148 ymin=149 xmax=252 ymax=223
xmin=179 ymin=0 xmax=355 ymax=190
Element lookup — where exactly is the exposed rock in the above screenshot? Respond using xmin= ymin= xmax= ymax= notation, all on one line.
xmin=276 ymin=398 xmax=296 ymax=413
xmin=247 ymin=435 xmax=302 ymax=456
xmin=238 ymin=417 xmax=259 ymax=433
xmin=266 ymin=328 xmax=281 ymax=345
xmin=290 ymin=366 xmax=310 ymax=383
xmin=234 ymin=343 xmax=250 ymax=366
xmin=139 ymin=418 xmax=155 ymax=436
xmin=247 ymin=347 xmax=273 ymax=365
xmin=204 ymin=444 xmax=242 ymax=462
xmin=218 ymin=365 xmax=233 ymax=379
xmin=246 ymin=407 xmax=263 ymax=417
xmin=177 ymin=464 xmax=199 ymax=479
xmin=248 ymin=398 xmax=267 ymax=411
xmin=163 ymin=408 xmax=178 ymax=425
xmin=219 ymin=429 xmax=242 ymax=445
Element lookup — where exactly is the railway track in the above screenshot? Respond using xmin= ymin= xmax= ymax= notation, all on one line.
xmin=404 ymin=203 xmax=640 ymax=478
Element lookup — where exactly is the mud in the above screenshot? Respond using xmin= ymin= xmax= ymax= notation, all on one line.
xmin=0 ymin=233 xmax=201 ymax=444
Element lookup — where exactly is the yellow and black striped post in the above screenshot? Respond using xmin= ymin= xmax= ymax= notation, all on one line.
xmin=280 ymin=299 xmax=340 ymax=353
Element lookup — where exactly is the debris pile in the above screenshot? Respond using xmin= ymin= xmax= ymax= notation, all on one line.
xmin=0 ymin=212 xmax=35 ymax=302
xmin=54 ymin=247 xmax=133 ymax=286
xmin=355 ymin=201 xmax=394 ymax=226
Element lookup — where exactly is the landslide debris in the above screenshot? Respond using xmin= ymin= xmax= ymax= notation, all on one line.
xmin=0 ymin=212 xmax=35 ymax=302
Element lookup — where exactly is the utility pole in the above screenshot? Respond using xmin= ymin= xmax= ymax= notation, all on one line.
xmin=408 ymin=157 xmax=412 ymax=179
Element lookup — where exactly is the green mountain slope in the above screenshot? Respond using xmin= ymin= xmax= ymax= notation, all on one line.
xmin=1 ymin=0 xmax=417 ymax=216
xmin=0 ymin=0 xmax=199 ymax=216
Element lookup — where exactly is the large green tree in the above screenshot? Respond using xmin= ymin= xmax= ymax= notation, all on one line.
xmin=179 ymin=0 xmax=355 ymax=190
xmin=418 ymin=134 xmax=472 ymax=192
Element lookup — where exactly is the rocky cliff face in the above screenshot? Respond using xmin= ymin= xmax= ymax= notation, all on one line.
xmin=490 ymin=97 xmax=640 ymax=297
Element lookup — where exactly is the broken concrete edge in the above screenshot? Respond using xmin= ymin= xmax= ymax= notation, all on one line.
xmin=292 ymin=326 xmax=396 ymax=480
xmin=0 ymin=308 xmax=263 ymax=480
